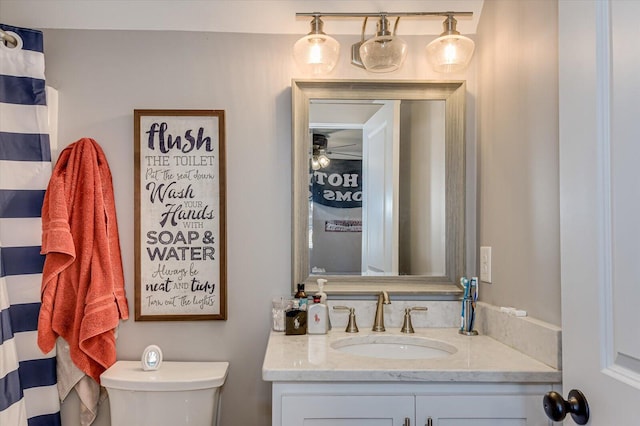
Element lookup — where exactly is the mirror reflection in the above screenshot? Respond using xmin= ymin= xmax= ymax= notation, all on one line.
xmin=292 ymin=80 xmax=466 ymax=294
xmin=309 ymin=99 xmax=446 ymax=277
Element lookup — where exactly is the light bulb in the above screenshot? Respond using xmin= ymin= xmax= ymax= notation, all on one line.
xmin=311 ymin=157 xmax=321 ymax=170
xmin=293 ymin=18 xmax=340 ymax=75
xmin=426 ymin=15 xmax=475 ymax=73
xmin=317 ymin=153 xmax=330 ymax=168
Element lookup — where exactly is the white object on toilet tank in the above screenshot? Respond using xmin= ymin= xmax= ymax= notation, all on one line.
xmin=141 ymin=345 xmax=163 ymax=371
xmin=101 ymin=360 xmax=229 ymax=426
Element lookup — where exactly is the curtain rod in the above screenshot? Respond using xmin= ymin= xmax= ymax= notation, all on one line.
xmin=0 ymin=28 xmax=18 ymax=46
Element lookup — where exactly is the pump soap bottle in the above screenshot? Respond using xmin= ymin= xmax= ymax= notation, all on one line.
xmin=315 ymin=278 xmax=331 ymax=330
xmin=308 ymin=295 xmax=329 ymax=335
xmin=315 ymin=279 xmax=327 ymax=303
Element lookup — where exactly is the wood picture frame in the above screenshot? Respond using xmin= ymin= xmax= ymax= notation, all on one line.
xmin=134 ymin=109 xmax=226 ymax=320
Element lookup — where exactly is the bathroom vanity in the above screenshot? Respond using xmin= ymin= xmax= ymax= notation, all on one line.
xmin=280 ymin=79 xmax=562 ymax=424
xmin=262 ymin=328 xmax=561 ymax=425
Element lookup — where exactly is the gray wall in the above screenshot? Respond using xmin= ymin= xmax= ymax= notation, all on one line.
xmin=476 ymin=0 xmax=561 ymax=325
xmin=43 ymin=30 xmax=292 ymax=426
xmin=38 ymin=2 xmax=564 ymax=421
xmin=399 ymin=100 xmax=446 ymax=276
xmin=41 ymin=29 xmax=478 ymax=426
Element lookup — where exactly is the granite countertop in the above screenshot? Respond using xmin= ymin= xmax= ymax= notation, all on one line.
xmin=262 ymin=328 xmax=561 ymax=383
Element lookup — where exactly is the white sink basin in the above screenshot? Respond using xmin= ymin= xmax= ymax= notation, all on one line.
xmin=331 ymin=335 xmax=457 ymax=360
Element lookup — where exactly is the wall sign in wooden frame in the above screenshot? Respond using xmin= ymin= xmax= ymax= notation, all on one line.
xmin=134 ymin=109 xmax=226 ymax=320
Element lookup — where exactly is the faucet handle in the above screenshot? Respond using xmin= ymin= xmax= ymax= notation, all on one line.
xmin=400 ymin=306 xmax=429 ymax=334
xmin=333 ymin=306 xmax=359 ymax=333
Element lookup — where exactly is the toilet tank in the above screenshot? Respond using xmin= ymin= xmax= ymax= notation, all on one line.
xmin=101 ymin=361 xmax=229 ymax=426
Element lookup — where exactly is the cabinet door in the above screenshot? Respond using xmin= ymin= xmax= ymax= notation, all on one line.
xmin=416 ymin=395 xmax=550 ymax=426
xmin=282 ymin=395 xmax=414 ymax=426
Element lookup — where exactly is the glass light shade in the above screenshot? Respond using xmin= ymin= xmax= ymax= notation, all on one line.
xmin=317 ymin=153 xmax=330 ymax=168
xmin=311 ymin=156 xmax=321 ymax=170
xmin=359 ymin=35 xmax=407 ymax=72
xmin=426 ymin=34 xmax=475 ymax=73
xmin=293 ymin=33 xmax=340 ymax=75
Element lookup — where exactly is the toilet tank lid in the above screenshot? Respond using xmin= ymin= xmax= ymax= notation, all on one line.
xmin=100 ymin=361 xmax=229 ymax=391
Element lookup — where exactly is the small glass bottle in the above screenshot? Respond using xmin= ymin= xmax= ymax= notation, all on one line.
xmin=295 ymin=283 xmax=308 ymax=310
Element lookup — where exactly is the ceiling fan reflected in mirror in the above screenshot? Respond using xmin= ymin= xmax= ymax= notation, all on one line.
xmin=311 ymin=129 xmax=363 ymax=162
xmin=327 ymin=149 xmax=361 ymax=159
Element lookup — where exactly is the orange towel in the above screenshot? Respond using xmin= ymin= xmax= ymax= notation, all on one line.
xmin=38 ymin=137 xmax=129 ymax=383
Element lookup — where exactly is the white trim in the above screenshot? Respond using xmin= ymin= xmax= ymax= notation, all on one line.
xmin=597 ymin=0 xmax=640 ymax=391
xmin=595 ymin=0 xmax=615 ymax=373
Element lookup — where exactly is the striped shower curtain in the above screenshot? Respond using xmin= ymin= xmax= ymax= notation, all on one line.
xmin=0 ymin=24 xmax=61 ymax=426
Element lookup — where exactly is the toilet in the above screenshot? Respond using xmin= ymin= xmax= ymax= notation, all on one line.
xmin=101 ymin=360 xmax=229 ymax=426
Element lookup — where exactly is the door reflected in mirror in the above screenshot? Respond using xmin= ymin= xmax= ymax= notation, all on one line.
xmin=309 ymin=99 xmax=446 ymax=277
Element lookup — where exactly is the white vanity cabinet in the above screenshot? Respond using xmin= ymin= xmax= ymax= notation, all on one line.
xmin=281 ymin=393 xmax=414 ymax=425
xmin=273 ymin=382 xmax=555 ymax=426
xmin=416 ymin=390 xmax=552 ymax=425
xmin=263 ymin=330 xmax=561 ymax=426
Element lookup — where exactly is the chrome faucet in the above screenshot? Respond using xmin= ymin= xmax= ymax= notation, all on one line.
xmin=372 ymin=291 xmax=391 ymax=332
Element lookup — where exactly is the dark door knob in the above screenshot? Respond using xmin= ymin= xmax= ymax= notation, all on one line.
xmin=543 ymin=389 xmax=590 ymax=425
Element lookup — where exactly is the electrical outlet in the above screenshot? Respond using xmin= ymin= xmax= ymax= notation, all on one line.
xmin=480 ymin=246 xmax=492 ymax=283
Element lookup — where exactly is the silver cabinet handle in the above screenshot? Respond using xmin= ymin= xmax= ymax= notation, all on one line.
xmin=404 ymin=418 xmax=410 ymax=426
xmin=426 ymin=417 xmax=433 ymax=426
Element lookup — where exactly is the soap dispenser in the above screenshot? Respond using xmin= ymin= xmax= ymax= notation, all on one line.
xmin=315 ymin=278 xmax=331 ymax=330
xmin=315 ymin=279 xmax=328 ymax=303
xmin=307 ymin=295 xmax=329 ymax=335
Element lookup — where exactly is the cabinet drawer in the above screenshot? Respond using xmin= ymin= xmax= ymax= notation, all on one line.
xmin=282 ymin=394 xmax=414 ymax=426
xmin=416 ymin=394 xmax=550 ymax=426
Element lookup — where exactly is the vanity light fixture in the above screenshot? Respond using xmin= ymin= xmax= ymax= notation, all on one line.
xmin=295 ymin=11 xmax=474 ymax=74
xmin=358 ymin=15 xmax=407 ymax=73
xmin=293 ymin=15 xmax=340 ymax=75
xmin=426 ymin=14 xmax=475 ymax=73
